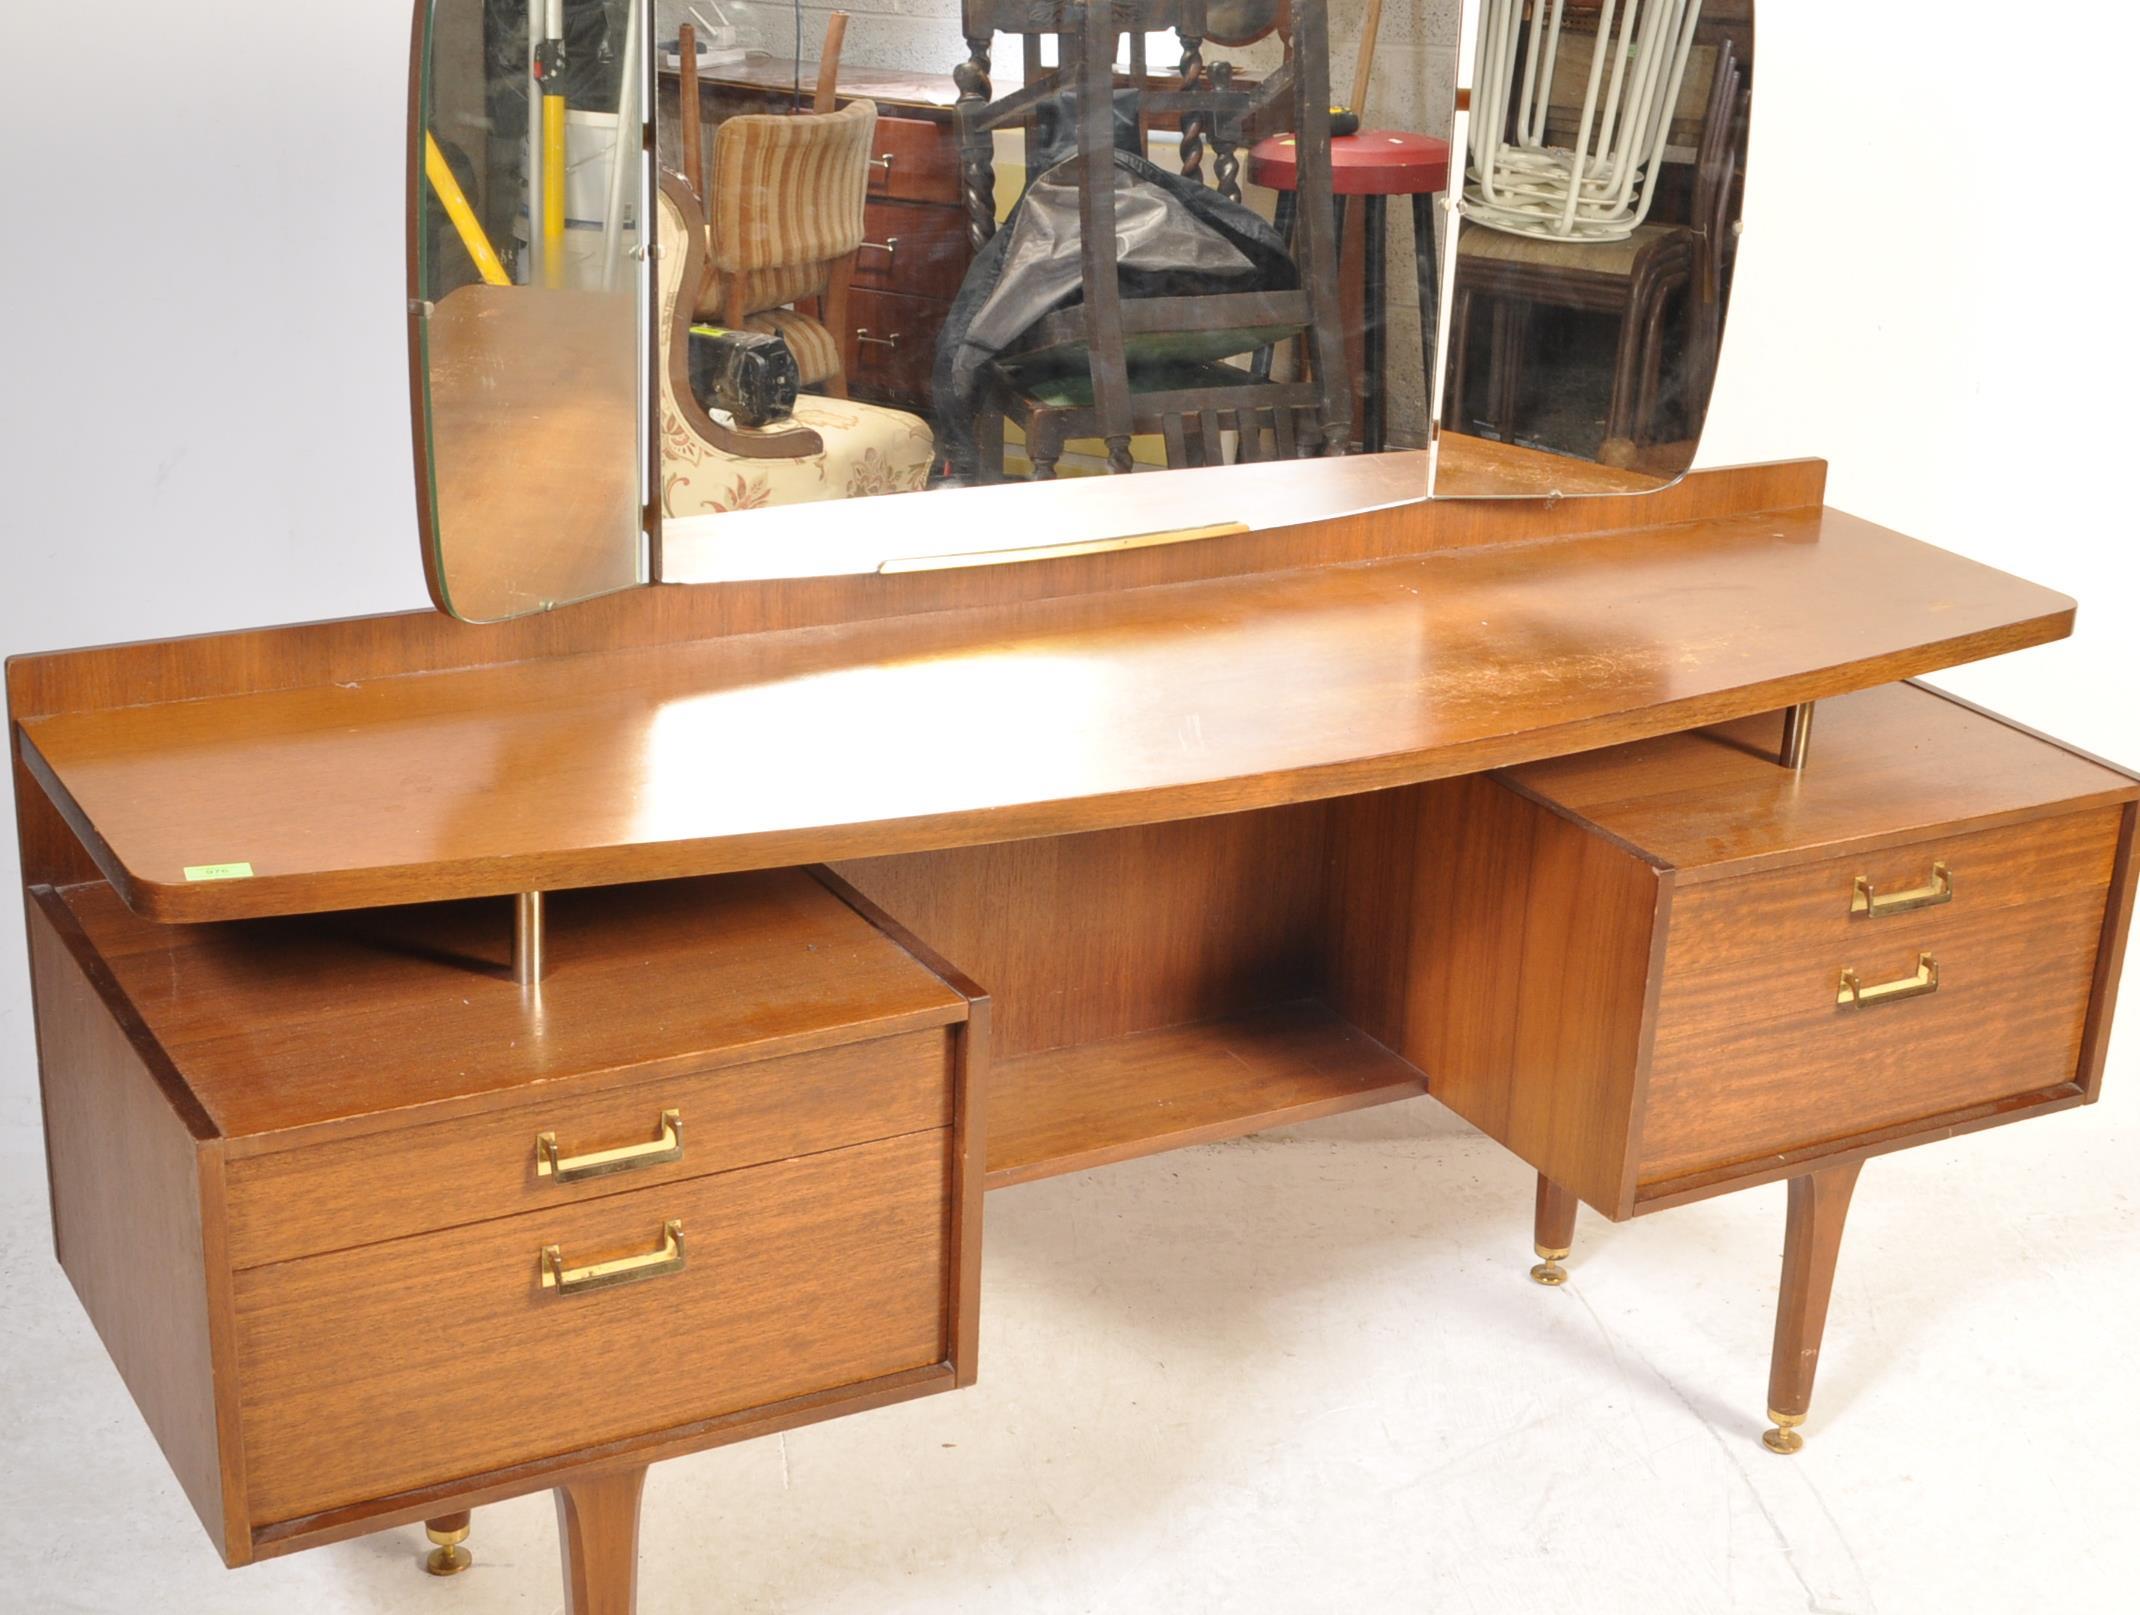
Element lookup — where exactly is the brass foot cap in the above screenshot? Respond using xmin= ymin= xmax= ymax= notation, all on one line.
xmin=1529 ymin=1258 xmax=1569 ymax=1286
xmin=424 ymin=1523 xmax=472 ymax=1576
xmin=1762 ymin=1410 xmax=1806 ymax=1455
xmin=425 ymin=1543 xmax=472 ymax=1575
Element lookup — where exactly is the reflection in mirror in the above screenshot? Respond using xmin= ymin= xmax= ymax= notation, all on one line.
xmin=414 ymin=0 xmax=649 ymax=621
xmin=1432 ymin=0 xmax=1751 ymax=497
xmin=654 ymin=2 xmax=1461 ymax=577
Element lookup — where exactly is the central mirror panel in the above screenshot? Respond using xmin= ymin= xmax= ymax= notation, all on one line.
xmin=405 ymin=2 xmax=1754 ymax=603
xmin=653 ymin=0 xmax=1460 ymax=574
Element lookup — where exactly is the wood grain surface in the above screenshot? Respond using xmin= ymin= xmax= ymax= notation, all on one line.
xmin=1639 ymin=816 xmax=2121 ymax=1183
xmin=20 ymin=504 xmax=2074 ymax=923
xmin=834 ymin=805 xmax=1333 ymax=1058
xmin=1767 ymin=1161 xmax=1864 ymax=1421
xmin=51 ymin=870 xmax=965 ymax=1143
xmin=233 ymin=1130 xmax=950 ymax=1525
xmin=1318 ymin=685 xmax=2138 ymax=1216
xmin=9 ymin=460 xmax=1826 ymax=771
xmin=1500 ymin=683 xmax=2139 ymax=880
xmin=555 ymin=1466 xmax=648 ymax=1615
xmin=222 ymin=1028 xmax=954 ymax=1268
xmin=1392 ymin=774 xmax=1669 ymax=1214
xmin=984 ymin=1003 xmax=1426 ymax=1189
xmin=28 ymin=899 xmax=235 ymax=1555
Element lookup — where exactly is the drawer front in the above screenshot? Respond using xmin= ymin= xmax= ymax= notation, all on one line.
xmin=848 ymin=288 xmax=949 ymax=408
xmin=856 ymin=199 xmax=972 ymax=301
xmin=1638 ymin=807 xmax=2123 ymax=1183
xmin=868 ymin=115 xmax=960 ymax=205
xmin=233 ymin=1130 xmax=950 ymax=1524
xmin=224 ymin=1028 xmax=954 ymax=1268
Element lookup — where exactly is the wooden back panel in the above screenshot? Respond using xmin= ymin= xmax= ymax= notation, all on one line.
xmin=8 ymin=460 xmax=1825 ymax=725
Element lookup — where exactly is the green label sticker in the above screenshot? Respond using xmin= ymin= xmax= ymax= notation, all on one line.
xmin=183 ymin=862 xmax=256 ymax=883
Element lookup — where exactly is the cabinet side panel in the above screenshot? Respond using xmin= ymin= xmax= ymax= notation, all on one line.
xmin=13 ymin=742 xmax=100 ymax=889
xmin=2081 ymin=801 xmax=2139 ymax=1102
xmin=28 ymin=897 xmax=229 ymax=1555
xmin=1401 ymin=778 xmax=1663 ymax=1215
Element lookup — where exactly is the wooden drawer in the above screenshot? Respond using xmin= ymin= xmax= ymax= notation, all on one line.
xmin=223 ymin=1027 xmax=956 ymax=1268
xmin=868 ymin=114 xmax=960 ymax=205
xmin=28 ymin=867 xmax=984 ymax=1562
xmin=233 ymin=1130 xmax=951 ymax=1523
xmin=857 ymin=199 xmax=972 ymax=301
xmin=848 ymin=288 xmax=950 ymax=408
xmin=1393 ymin=685 xmax=2139 ymax=1218
xmin=1658 ymin=811 xmax=2120 ymax=1005
xmin=1639 ymin=806 xmax=2124 ymax=1183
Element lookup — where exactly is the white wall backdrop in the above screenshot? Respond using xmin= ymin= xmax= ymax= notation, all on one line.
xmin=2 ymin=0 xmax=2137 ymax=1144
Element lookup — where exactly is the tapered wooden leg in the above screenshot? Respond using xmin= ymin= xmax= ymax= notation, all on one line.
xmin=555 ymin=1467 xmax=648 ymax=1615
xmin=1764 ymin=1161 xmax=1864 ymax=1454
xmin=423 ymin=1510 xmax=472 ymax=1575
xmin=1531 ymin=1173 xmax=1579 ymax=1286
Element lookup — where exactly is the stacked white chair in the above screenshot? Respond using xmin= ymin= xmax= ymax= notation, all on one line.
xmin=1465 ymin=0 xmax=1704 ymax=242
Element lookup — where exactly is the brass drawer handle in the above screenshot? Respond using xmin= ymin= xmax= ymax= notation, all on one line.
xmin=859 ymin=236 xmax=899 ymax=260
xmin=868 ymin=154 xmax=895 ymax=172
xmin=541 ymin=1220 xmax=685 ymax=1297
xmin=854 ymin=328 xmax=901 ymax=349
xmin=536 ymin=1109 xmax=682 ymax=1183
xmin=1852 ymin=861 xmax=1953 ymax=917
xmin=1836 ymin=953 xmax=1939 ymax=1009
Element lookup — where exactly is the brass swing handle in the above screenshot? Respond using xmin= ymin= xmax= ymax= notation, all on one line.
xmin=541 ymin=1220 xmax=685 ymax=1298
xmin=859 ymin=236 xmax=900 ymax=261
xmin=1836 ymin=953 xmax=1939 ymax=1009
xmin=1851 ymin=861 xmax=1953 ymax=917
xmin=868 ymin=154 xmax=895 ymax=173
xmin=854 ymin=329 xmax=902 ymax=349
xmin=536 ymin=1109 xmax=682 ymax=1183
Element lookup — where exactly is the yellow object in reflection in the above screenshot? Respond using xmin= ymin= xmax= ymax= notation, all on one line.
xmin=424 ymin=132 xmax=509 ymax=287
xmin=543 ymin=91 xmax=568 ymax=288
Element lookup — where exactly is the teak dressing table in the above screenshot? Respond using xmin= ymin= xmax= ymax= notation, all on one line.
xmin=12 ymin=456 xmax=2137 ymax=1611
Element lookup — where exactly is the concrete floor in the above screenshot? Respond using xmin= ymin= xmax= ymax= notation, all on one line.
xmin=3 ymin=1071 xmax=2135 ymax=1615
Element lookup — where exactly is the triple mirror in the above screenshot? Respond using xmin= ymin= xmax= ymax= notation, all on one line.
xmin=411 ymin=1 xmax=1753 ymax=620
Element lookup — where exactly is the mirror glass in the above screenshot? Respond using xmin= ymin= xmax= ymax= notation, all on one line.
xmin=414 ymin=0 xmax=650 ymax=621
xmin=1431 ymin=0 xmax=1752 ymax=496
xmin=652 ymin=1 xmax=1462 ymax=579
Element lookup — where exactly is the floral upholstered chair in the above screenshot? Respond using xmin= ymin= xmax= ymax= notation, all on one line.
xmin=657 ymin=173 xmax=934 ymax=518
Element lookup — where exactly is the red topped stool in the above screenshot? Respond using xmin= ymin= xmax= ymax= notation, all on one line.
xmin=1248 ymin=130 xmax=1451 ymax=453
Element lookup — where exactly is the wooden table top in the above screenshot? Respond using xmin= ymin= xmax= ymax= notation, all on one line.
xmin=20 ymin=502 xmax=2075 ymax=923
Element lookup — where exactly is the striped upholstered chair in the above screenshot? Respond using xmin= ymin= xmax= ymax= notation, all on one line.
xmin=657 ymin=174 xmax=934 ymax=518
xmin=689 ymin=98 xmax=878 ymax=396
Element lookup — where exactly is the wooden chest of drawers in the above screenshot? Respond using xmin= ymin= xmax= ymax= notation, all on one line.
xmin=1392 ymin=683 xmax=2139 ymax=1218
xmin=28 ymin=868 xmax=985 ymax=1564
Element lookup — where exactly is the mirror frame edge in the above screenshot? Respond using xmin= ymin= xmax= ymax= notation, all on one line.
xmin=406 ymin=0 xmax=451 ymax=619
xmin=407 ymin=0 xmax=660 ymax=622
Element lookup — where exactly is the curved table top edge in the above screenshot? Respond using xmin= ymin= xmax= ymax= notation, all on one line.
xmin=16 ymin=502 xmax=2079 ymax=925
